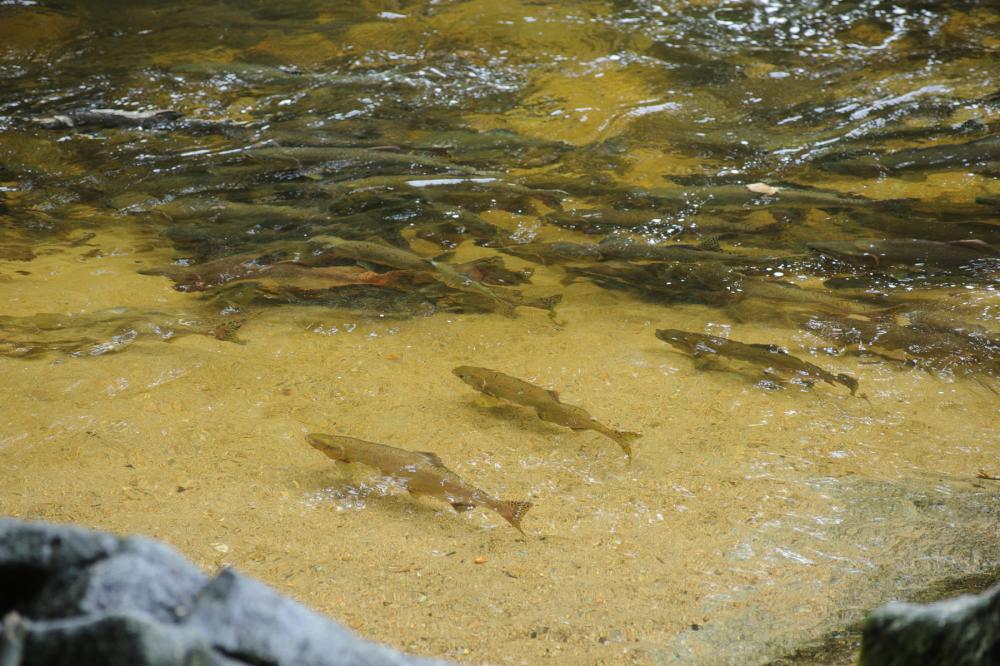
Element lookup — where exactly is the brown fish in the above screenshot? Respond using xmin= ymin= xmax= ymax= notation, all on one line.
xmin=310 ymin=236 xmax=436 ymax=272
xmin=306 ymin=433 xmax=532 ymax=533
xmin=807 ymin=238 xmax=999 ymax=267
xmin=656 ymin=328 xmax=858 ymax=394
xmin=452 ymin=366 xmax=640 ymax=459
xmin=312 ymin=236 xmax=520 ymax=317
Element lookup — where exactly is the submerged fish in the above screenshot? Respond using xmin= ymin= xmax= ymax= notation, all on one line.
xmin=310 ymin=236 xmax=435 ymax=271
xmin=428 ymin=260 xmax=519 ymax=317
xmin=501 ymin=238 xmax=758 ymax=265
xmin=248 ymin=145 xmax=475 ymax=174
xmin=312 ymin=236 xmax=520 ymax=317
xmin=802 ymin=313 xmax=1000 ymax=379
xmin=306 ymin=433 xmax=531 ymax=533
xmin=807 ymin=238 xmax=1000 ymax=267
xmin=820 ymin=135 xmax=1000 ymax=177
xmin=0 ymin=308 xmax=244 ymax=359
xmin=655 ymin=329 xmax=858 ymax=395
xmin=27 ymin=108 xmax=182 ymax=129
xmin=452 ymin=366 xmax=640 ymax=459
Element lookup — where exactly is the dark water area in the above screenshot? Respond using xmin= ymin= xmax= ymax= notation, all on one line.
xmin=1 ymin=1 xmax=998 ymax=664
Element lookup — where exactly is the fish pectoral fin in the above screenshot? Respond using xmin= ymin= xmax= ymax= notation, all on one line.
xmin=546 ymin=389 xmax=560 ymax=401
xmin=417 ymin=451 xmax=446 ymax=467
xmin=451 ymin=502 xmax=476 ymax=512
xmin=475 ymin=393 xmax=505 ymax=407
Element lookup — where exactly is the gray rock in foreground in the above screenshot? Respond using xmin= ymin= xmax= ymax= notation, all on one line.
xmin=0 ymin=519 xmax=449 ymax=666
xmin=859 ymin=582 xmax=1000 ymax=666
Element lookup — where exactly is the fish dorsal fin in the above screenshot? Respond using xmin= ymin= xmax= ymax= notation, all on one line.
xmin=417 ymin=451 xmax=446 ymax=467
xmin=362 ymin=235 xmax=397 ymax=248
xmin=547 ymin=389 xmax=560 ymax=401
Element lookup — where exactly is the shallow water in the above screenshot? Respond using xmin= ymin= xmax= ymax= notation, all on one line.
xmin=1 ymin=1 xmax=998 ymax=664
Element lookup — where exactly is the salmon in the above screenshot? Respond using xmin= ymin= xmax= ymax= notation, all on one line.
xmin=306 ymin=433 xmax=531 ymax=533
xmin=452 ymin=366 xmax=640 ymax=459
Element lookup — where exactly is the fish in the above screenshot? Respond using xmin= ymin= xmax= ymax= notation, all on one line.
xmin=801 ymin=313 xmax=1000 ymax=379
xmin=452 ymin=366 xmax=640 ymax=459
xmin=26 ymin=108 xmax=183 ymax=129
xmin=655 ymin=329 xmax=858 ymax=395
xmin=427 ymin=261 xmax=520 ymax=317
xmin=562 ymin=261 xmax=892 ymax=317
xmin=138 ymin=247 xmax=302 ymax=291
xmin=247 ymin=145 xmax=475 ymax=174
xmin=819 ymin=135 xmax=1000 ymax=177
xmin=409 ymin=128 xmax=570 ymax=168
xmin=0 ymin=308 xmax=245 ymax=359
xmin=309 ymin=236 xmax=436 ymax=272
xmin=305 ymin=433 xmax=531 ymax=533
xmin=737 ymin=279 xmax=900 ymax=316
xmin=545 ymin=209 xmax=678 ymax=234
xmin=807 ymin=238 xmax=1000 ymax=267
xmin=505 ymin=239 xmax=750 ymax=264
xmin=153 ymin=197 xmax=325 ymax=223
xmin=311 ymin=236 xmax=520 ymax=316
xmin=637 ymin=183 xmax=881 ymax=212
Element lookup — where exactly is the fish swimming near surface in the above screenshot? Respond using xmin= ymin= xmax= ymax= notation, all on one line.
xmin=27 ymin=108 xmax=183 ymax=129
xmin=655 ymin=329 xmax=859 ymax=395
xmin=818 ymin=135 xmax=1000 ymax=177
xmin=306 ymin=433 xmax=532 ymax=533
xmin=452 ymin=366 xmax=640 ymax=459
xmin=807 ymin=238 xmax=999 ymax=267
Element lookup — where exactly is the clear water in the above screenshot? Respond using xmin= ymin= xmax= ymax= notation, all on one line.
xmin=1 ymin=1 xmax=998 ymax=663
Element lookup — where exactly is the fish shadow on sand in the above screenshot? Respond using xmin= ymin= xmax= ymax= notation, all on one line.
xmin=463 ymin=399 xmax=570 ymax=437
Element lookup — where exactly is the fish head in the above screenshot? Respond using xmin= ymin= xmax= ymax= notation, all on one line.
xmin=452 ymin=365 xmax=486 ymax=386
xmin=655 ymin=328 xmax=697 ymax=353
xmin=306 ymin=433 xmax=347 ymax=461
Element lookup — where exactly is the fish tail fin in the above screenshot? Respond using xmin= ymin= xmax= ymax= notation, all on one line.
xmin=611 ymin=430 xmax=642 ymax=460
xmin=495 ymin=500 xmax=532 ymax=534
xmin=836 ymin=373 xmax=859 ymax=395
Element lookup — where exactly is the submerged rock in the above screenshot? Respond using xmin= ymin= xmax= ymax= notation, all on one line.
xmin=859 ymin=583 xmax=1000 ymax=666
xmin=0 ymin=519 xmax=447 ymax=666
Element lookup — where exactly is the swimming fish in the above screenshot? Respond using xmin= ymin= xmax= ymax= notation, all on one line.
xmin=312 ymin=236 xmax=520 ymax=317
xmin=452 ymin=366 xmax=640 ymax=459
xmin=27 ymin=108 xmax=182 ymax=129
xmin=807 ymin=238 xmax=999 ymax=267
xmin=306 ymin=433 xmax=532 ymax=533
xmin=655 ymin=328 xmax=858 ymax=395
xmin=310 ymin=236 xmax=436 ymax=271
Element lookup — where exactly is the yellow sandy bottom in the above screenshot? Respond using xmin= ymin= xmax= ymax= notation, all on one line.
xmin=1 ymin=227 xmax=997 ymax=664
